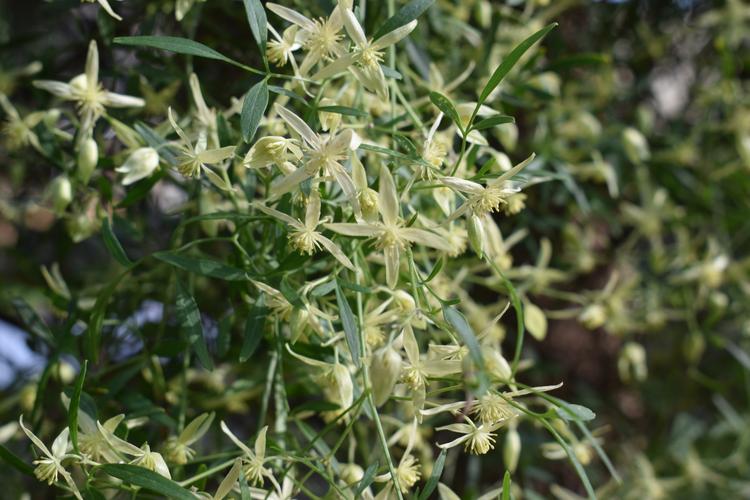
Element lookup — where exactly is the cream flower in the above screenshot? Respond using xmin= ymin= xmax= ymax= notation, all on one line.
xmin=0 ymin=93 xmax=44 ymax=151
xmin=19 ymin=417 xmax=83 ymax=500
xmin=437 ymin=417 xmax=506 ymax=455
xmin=326 ymin=165 xmax=452 ymax=288
xmin=116 ymin=147 xmax=160 ymax=185
xmin=266 ymin=1 xmax=350 ymax=76
xmin=440 ymin=153 xmax=535 ymax=221
xmin=33 ymin=41 xmax=144 ymax=135
xmin=270 ymin=104 xmax=360 ymax=204
xmin=220 ymin=422 xmax=277 ymax=488
xmin=163 ymin=412 xmax=215 ymax=465
xmin=167 ymin=107 xmax=235 ymax=189
xmin=313 ymin=7 xmax=417 ymax=100
xmin=254 ymin=190 xmax=355 ymax=271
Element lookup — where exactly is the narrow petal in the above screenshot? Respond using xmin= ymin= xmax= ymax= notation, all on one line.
xmin=267 ymin=3 xmax=316 ymax=31
xmin=384 ymin=244 xmax=400 ymax=288
xmin=50 ymin=427 xmax=70 ymax=458
xmin=275 ymin=104 xmax=321 ymax=149
xmin=33 ymin=80 xmax=75 ymax=100
xmin=441 ymin=176 xmax=484 ymax=195
xmin=197 ymin=146 xmax=236 ymax=164
xmin=402 ymin=324 xmax=419 ymax=365
xmin=305 ymin=190 xmax=321 ymax=229
xmin=373 ymin=20 xmax=418 ymax=50
xmin=255 ymin=203 xmax=303 ymax=228
xmin=167 ymin=107 xmax=192 ymax=148
xmin=324 ymin=222 xmax=379 ymax=237
xmin=329 ymin=161 xmax=358 ymax=202
xmin=220 ymin=421 xmax=255 ymax=458
xmin=18 ymin=416 xmax=53 ymax=458
xmin=378 ymin=165 xmax=399 ymax=226
xmin=311 ymin=53 xmax=357 ymax=81
xmin=270 ymin=166 xmax=312 ymax=198
xmin=96 ymin=0 xmax=123 ymax=20
xmin=342 ymin=8 xmax=367 ymax=47
xmin=400 ymin=227 xmax=453 ymax=251
xmin=102 ymin=91 xmax=145 ymax=108
xmin=254 ymin=426 xmax=268 ymax=460
xmin=85 ymin=40 xmax=99 ymax=90
xmin=315 ymin=235 xmax=356 ymax=270
xmin=493 ymin=153 xmax=536 ymax=185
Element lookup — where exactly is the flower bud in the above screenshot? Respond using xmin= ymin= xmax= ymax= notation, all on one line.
xmin=340 ymin=463 xmax=365 ymax=485
xmin=49 ymin=175 xmax=73 ymax=214
xmin=468 ymin=214 xmax=485 ymax=257
xmin=116 ymin=147 xmax=160 ymax=186
xmin=482 ymin=347 xmax=511 ymax=381
xmin=618 ymin=342 xmax=647 ymax=383
xmin=77 ymin=137 xmax=98 ymax=184
xmin=503 ymin=425 xmax=521 ymax=473
xmin=683 ymin=331 xmax=705 ymax=364
xmin=318 ymin=98 xmax=341 ymax=132
xmin=359 ymin=187 xmax=380 ymax=222
xmin=738 ymin=134 xmax=750 ymax=169
xmin=622 ymin=127 xmax=650 ymax=163
xmin=370 ymin=346 xmax=402 ymax=407
xmin=578 ymin=303 xmax=607 ymax=330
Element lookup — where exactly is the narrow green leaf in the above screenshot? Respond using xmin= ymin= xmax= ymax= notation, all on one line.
xmin=477 ymin=23 xmax=557 ymax=107
xmin=502 ymin=470 xmax=511 ymax=500
xmin=420 ymin=257 xmax=444 ymax=284
xmin=0 ymin=443 xmax=35 ymax=477
xmin=114 ymin=36 xmax=239 ymax=65
xmin=87 ymin=269 xmax=130 ymax=363
xmin=335 ymin=277 xmax=361 ymax=367
xmin=429 ymin=91 xmax=463 ymax=133
xmin=116 ymin=171 xmax=165 ymax=208
xmin=176 ymin=280 xmax=213 ymax=370
xmin=99 ymin=464 xmax=196 ymax=500
xmin=317 ymin=105 xmax=369 ymax=118
xmin=68 ymin=360 xmax=88 ymax=454
xmin=11 ymin=298 xmax=55 ymax=347
xmin=472 ymin=114 xmax=515 ymax=131
xmin=102 ymin=218 xmax=133 ymax=267
xmin=443 ymin=305 xmax=487 ymax=391
xmin=555 ymin=403 xmax=596 ymax=422
xmin=241 ymin=79 xmax=268 ymax=143
xmin=354 ymin=461 xmax=379 ymax=497
xmin=243 ymin=0 xmax=268 ymax=53
xmin=240 ymin=295 xmax=266 ymax=362
xmin=374 ymin=0 xmax=434 ymax=40
xmin=154 ymin=251 xmax=249 ymax=281
xmin=419 ymin=448 xmax=447 ymax=500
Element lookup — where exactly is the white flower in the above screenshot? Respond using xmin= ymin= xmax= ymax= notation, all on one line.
xmin=220 ymin=422 xmax=276 ymax=488
xmin=313 ymin=7 xmax=417 ymax=100
xmin=267 ymin=25 xmax=303 ymax=68
xmin=130 ymin=444 xmax=172 ymax=478
xmin=326 ymin=165 xmax=452 ymax=288
xmin=167 ymin=107 xmax=236 ymax=189
xmin=254 ymin=190 xmax=355 ymax=271
xmin=270 ymin=104 xmax=360 ymax=204
xmin=116 ymin=147 xmax=160 ymax=185
xmin=19 ymin=416 xmax=83 ymax=500
xmin=33 ymin=41 xmax=144 ymax=135
xmin=440 ymin=153 xmax=535 ymax=221
xmin=163 ymin=412 xmax=215 ymax=465
xmin=243 ymin=136 xmax=302 ymax=171
xmin=0 ymin=92 xmax=44 ymax=151
xmin=437 ymin=417 xmax=506 ymax=455
xmin=266 ymin=1 xmax=351 ymax=76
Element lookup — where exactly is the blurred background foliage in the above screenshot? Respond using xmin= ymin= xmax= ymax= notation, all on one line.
xmin=1 ymin=0 xmax=750 ymax=498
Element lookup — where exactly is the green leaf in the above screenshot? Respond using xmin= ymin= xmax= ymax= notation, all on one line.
xmin=420 ymin=257 xmax=444 ymax=284
xmin=317 ymin=105 xmax=369 ymax=118
xmin=154 ymin=251 xmax=249 ymax=281
xmin=555 ymin=403 xmax=596 ymax=422
xmin=477 ymin=23 xmax=557 ymax=107
xmin=335 ymin=277 xmax=361 ymax=367
xmin=374 ymin=0 xmax=434 ymax=40
xmin=68 ymin=360 xmax=88 ymax=454
xmin=419 ymin=448 xmax=447 ymax=500
xmin=472 ymin=114 xmax=515 ymax=131
xmin=0 ymin=443 xmax=35 ymax=477
xmin=86 ymin=269 xmax=130 ymax=363
xmin=102 ymin=218 xmax=133 ymax=267
xmin=116 ymin=171 xmax=165 ymax=208
xmin=99 ymin=464 xmax=196 ymax=500
xmin=429 ymin=91 xmax=463 ymax=133
xmin=443 ymin=305 xmax=487 ymax=391
xmin=354 ymin=461 xmax=379 ymax=497
xmin=240 ymin=296 xmax=266 ymax=362
xmin=12 ymin=298 xmax=56 ymax=347
xmin=502 ymin=470 xmax=511 ymax=500
xmin=243 ymin=0 xmax=268 ymax=54
xmin=114 ymin=36 xmax=239 ymax=65
xmin=241 ymin=79 xmax=268 ymax=143
xmin=176 ymin=280 xmax=213 ymax=370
